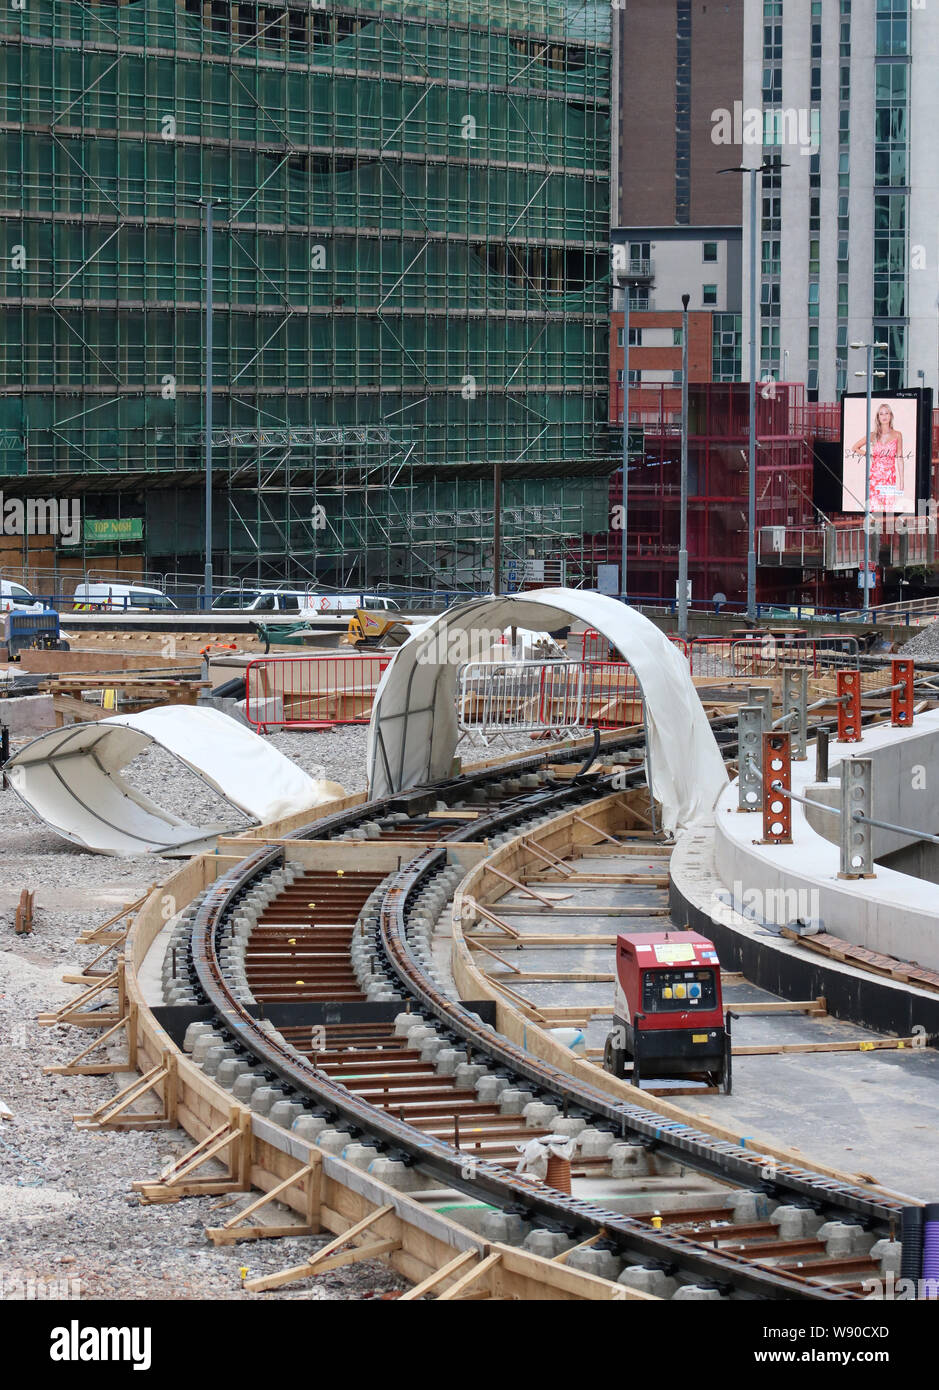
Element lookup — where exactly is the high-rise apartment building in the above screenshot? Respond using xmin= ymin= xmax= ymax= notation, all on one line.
xmin=611 ymin=3 xmax=744 ymax=397
xmin=742 ymin=0 xmax=939 ymax=398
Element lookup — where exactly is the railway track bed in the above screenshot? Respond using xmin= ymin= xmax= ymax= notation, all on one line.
xmin=31 ymin=716 xmax=936 ymax=1300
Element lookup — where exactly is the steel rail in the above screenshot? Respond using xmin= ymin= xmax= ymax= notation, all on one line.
xmin=190 ymin=829 xmax=854 ymax=1301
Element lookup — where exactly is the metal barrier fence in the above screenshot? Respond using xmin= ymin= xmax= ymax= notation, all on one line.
xmin=688 ymin=634 xmax=859 ymax=680
xmin=457 ymin=659 xmax=644 ymax=736
xmin=737 ymin=660 xmax=930 ymax=877
xmin=581 ymin=628 xmax=689 ymax=662
xmin=244 ymin=654 xmax=391 ymax=732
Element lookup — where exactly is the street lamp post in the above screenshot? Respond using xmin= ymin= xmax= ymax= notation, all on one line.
xmin=620 ymin=287 xmax=630 ymax=602
xmin=678 ymin=294 xmax=690 ymax=640
xmin=190 ymin=197 xmax=225 ymax=611
xmin=851 ymin=340 xmax=889 ymax=615
xmin=718 ymin=160 xmax=787 ymax=620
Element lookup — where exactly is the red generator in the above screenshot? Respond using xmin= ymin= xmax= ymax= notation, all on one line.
xmin=603 ymin=930 xmax=732 ymax=1093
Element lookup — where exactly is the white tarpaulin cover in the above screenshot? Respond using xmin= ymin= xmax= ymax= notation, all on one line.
xmin=366 ymin=590 xmax=727 ymax=831
xmin=5 ymin=704 xmax=345 ymax=856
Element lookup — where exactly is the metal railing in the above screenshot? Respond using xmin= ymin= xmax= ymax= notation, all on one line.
xmin=688 ymin=634 xmax=859 ymax=680
xmin=456 ymin=659 xmax=644 ymax=736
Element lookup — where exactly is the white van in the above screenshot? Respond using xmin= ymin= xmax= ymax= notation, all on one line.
xmin=302 ymin=593 xmax=400 ymax=614
xmin=212 ymin=589 xmax=400 ymax=615
xmin=73 ymin=582 xmax=177 ymax=613
xmin=0 ymin=579 xmax=45 ymax=613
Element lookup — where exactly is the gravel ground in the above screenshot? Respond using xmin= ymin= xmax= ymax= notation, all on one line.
xmin=899 ymin=618 xmax=939 ymax=658
xmin=0 ymin=713 xmax=580 ymax=1300
xmin=0 ymin=723 xmax=407 ymax=1302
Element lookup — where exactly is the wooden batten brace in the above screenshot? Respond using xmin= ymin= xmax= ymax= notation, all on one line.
xmin=435 ymin=1250 xmax=501 ymax=1300
xmin=520 ymin=837 xmax=575 ymax=878
xmin=73 ymin=1050 xmax=177 ymax=1131
xmin=38 ymin=962 xmax=126 ymax=1029
xmin=488 ymin=865 xmax=570 ymax=907
xmin=205 ymin=1153 xmax=323 ymax=1245
xmin=243 ymin=1204 xmax=399 ymax=1292
xmin=572 ymin=813 xmax=623 ymax=847
xmin=77 ymin=888 xmax=152 ymax=946
xmin=44 ymin=1002 xmax=138 ymax=1076
xmin=134 ymin=1108 xmax=253 ymax=1205
xmin=61 ymin=931 xmax=130 ymax=985
xmin=463 ymin=899 xmax=521 ymax=939
xmin=466 ymin=937 xmax=522 ymax=975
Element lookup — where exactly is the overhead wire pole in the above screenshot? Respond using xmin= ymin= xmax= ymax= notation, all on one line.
xmin=719 ymin=158 xmax=787 ymax=621
xmin=621 ymin=285 xmax=629 ymax=603
xmin=678 ymin=293 xmax=690 ymax=639
xmin=851 ymin=339 xmax=889 ymax=616
xmin=493 ymin=459 xmax=502 ymax=596
xmin=190 ymin=196 xmax=224 ymax=610
xmin=204 ymin=198 xmax=214 ymax=612
xmin=746 ymin=169 xmax=757 ymax=620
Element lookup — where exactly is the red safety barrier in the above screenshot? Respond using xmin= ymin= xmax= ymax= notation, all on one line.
xmin=581 ymin=628 xmax=610 ymax=661
xmin=582 ymin=660 xmax=644 ymax=729
xmin=762 ymin=732 xmax=792 ymax=844
xmin=837 ymin=669 xmax=862 ymax=742
xmin=892 ymin=658 xmax=914 ymax=728
xmin=245 ymin=654 xmax=391 ymax=732
xmin=581 ymin=629 xmax=688 ymax=663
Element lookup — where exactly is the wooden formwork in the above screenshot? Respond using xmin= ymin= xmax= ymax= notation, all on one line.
xmin=449 ymin=793 xmax=896 ymax=1191
xmin=50 ymin=829 xmax=649 ymax=1299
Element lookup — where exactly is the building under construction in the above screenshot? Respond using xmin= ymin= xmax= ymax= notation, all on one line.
xmin=0 ymin=0 xmax=613 ymax=593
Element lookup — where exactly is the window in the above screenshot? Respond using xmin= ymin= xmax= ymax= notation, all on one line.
xmin=702 ymin=284 xmax=717 ymax=306
xmin=673 ymin=328 xmax=683 ymax=346
xmin=703 ymin=242 xmax=718 ymax=262
xmin=629 ymin=327 xmax=642 ymax=347
xmin=672 ymin=370 xmax=683 ymax=384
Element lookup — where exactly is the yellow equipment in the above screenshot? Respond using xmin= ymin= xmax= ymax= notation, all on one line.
xmin=341 ymin=609 xmax=414 ymax=650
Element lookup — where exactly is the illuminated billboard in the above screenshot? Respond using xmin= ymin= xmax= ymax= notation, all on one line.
xmin=840 ymin=392 xmax=923 ymax=514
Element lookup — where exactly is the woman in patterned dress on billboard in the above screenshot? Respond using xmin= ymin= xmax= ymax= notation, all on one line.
xmin=850 ymin=403 xmax=905 ymax=507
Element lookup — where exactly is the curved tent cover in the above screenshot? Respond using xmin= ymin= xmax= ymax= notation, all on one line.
xmin=6 ymin=705 xmax=345 ymax=856
xmin=366 ymin=589 xmax=726 ymax=831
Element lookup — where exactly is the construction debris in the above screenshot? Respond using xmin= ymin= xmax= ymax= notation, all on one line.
xmin=13 ymin=887 xmax=34 ymax=934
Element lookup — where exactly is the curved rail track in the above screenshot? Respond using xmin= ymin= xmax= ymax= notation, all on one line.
xmin=163 ymin=710 xmax=918 ymax=1301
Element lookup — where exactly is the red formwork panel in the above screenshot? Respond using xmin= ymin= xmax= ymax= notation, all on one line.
xmin=837 ymin=669 xmax=862 ymax=742
xmin=891 ymin=659 xmax=914 ymax=728
xmin=762 ymin=731 xmax=792 ymax=844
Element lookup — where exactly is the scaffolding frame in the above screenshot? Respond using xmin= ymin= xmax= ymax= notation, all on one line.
xmin=0 ymin=1 xmax=612 ymax=587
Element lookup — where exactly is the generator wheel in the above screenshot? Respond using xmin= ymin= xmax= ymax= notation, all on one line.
xmin=603 ymin=1033 xmax=626 ymax=1079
